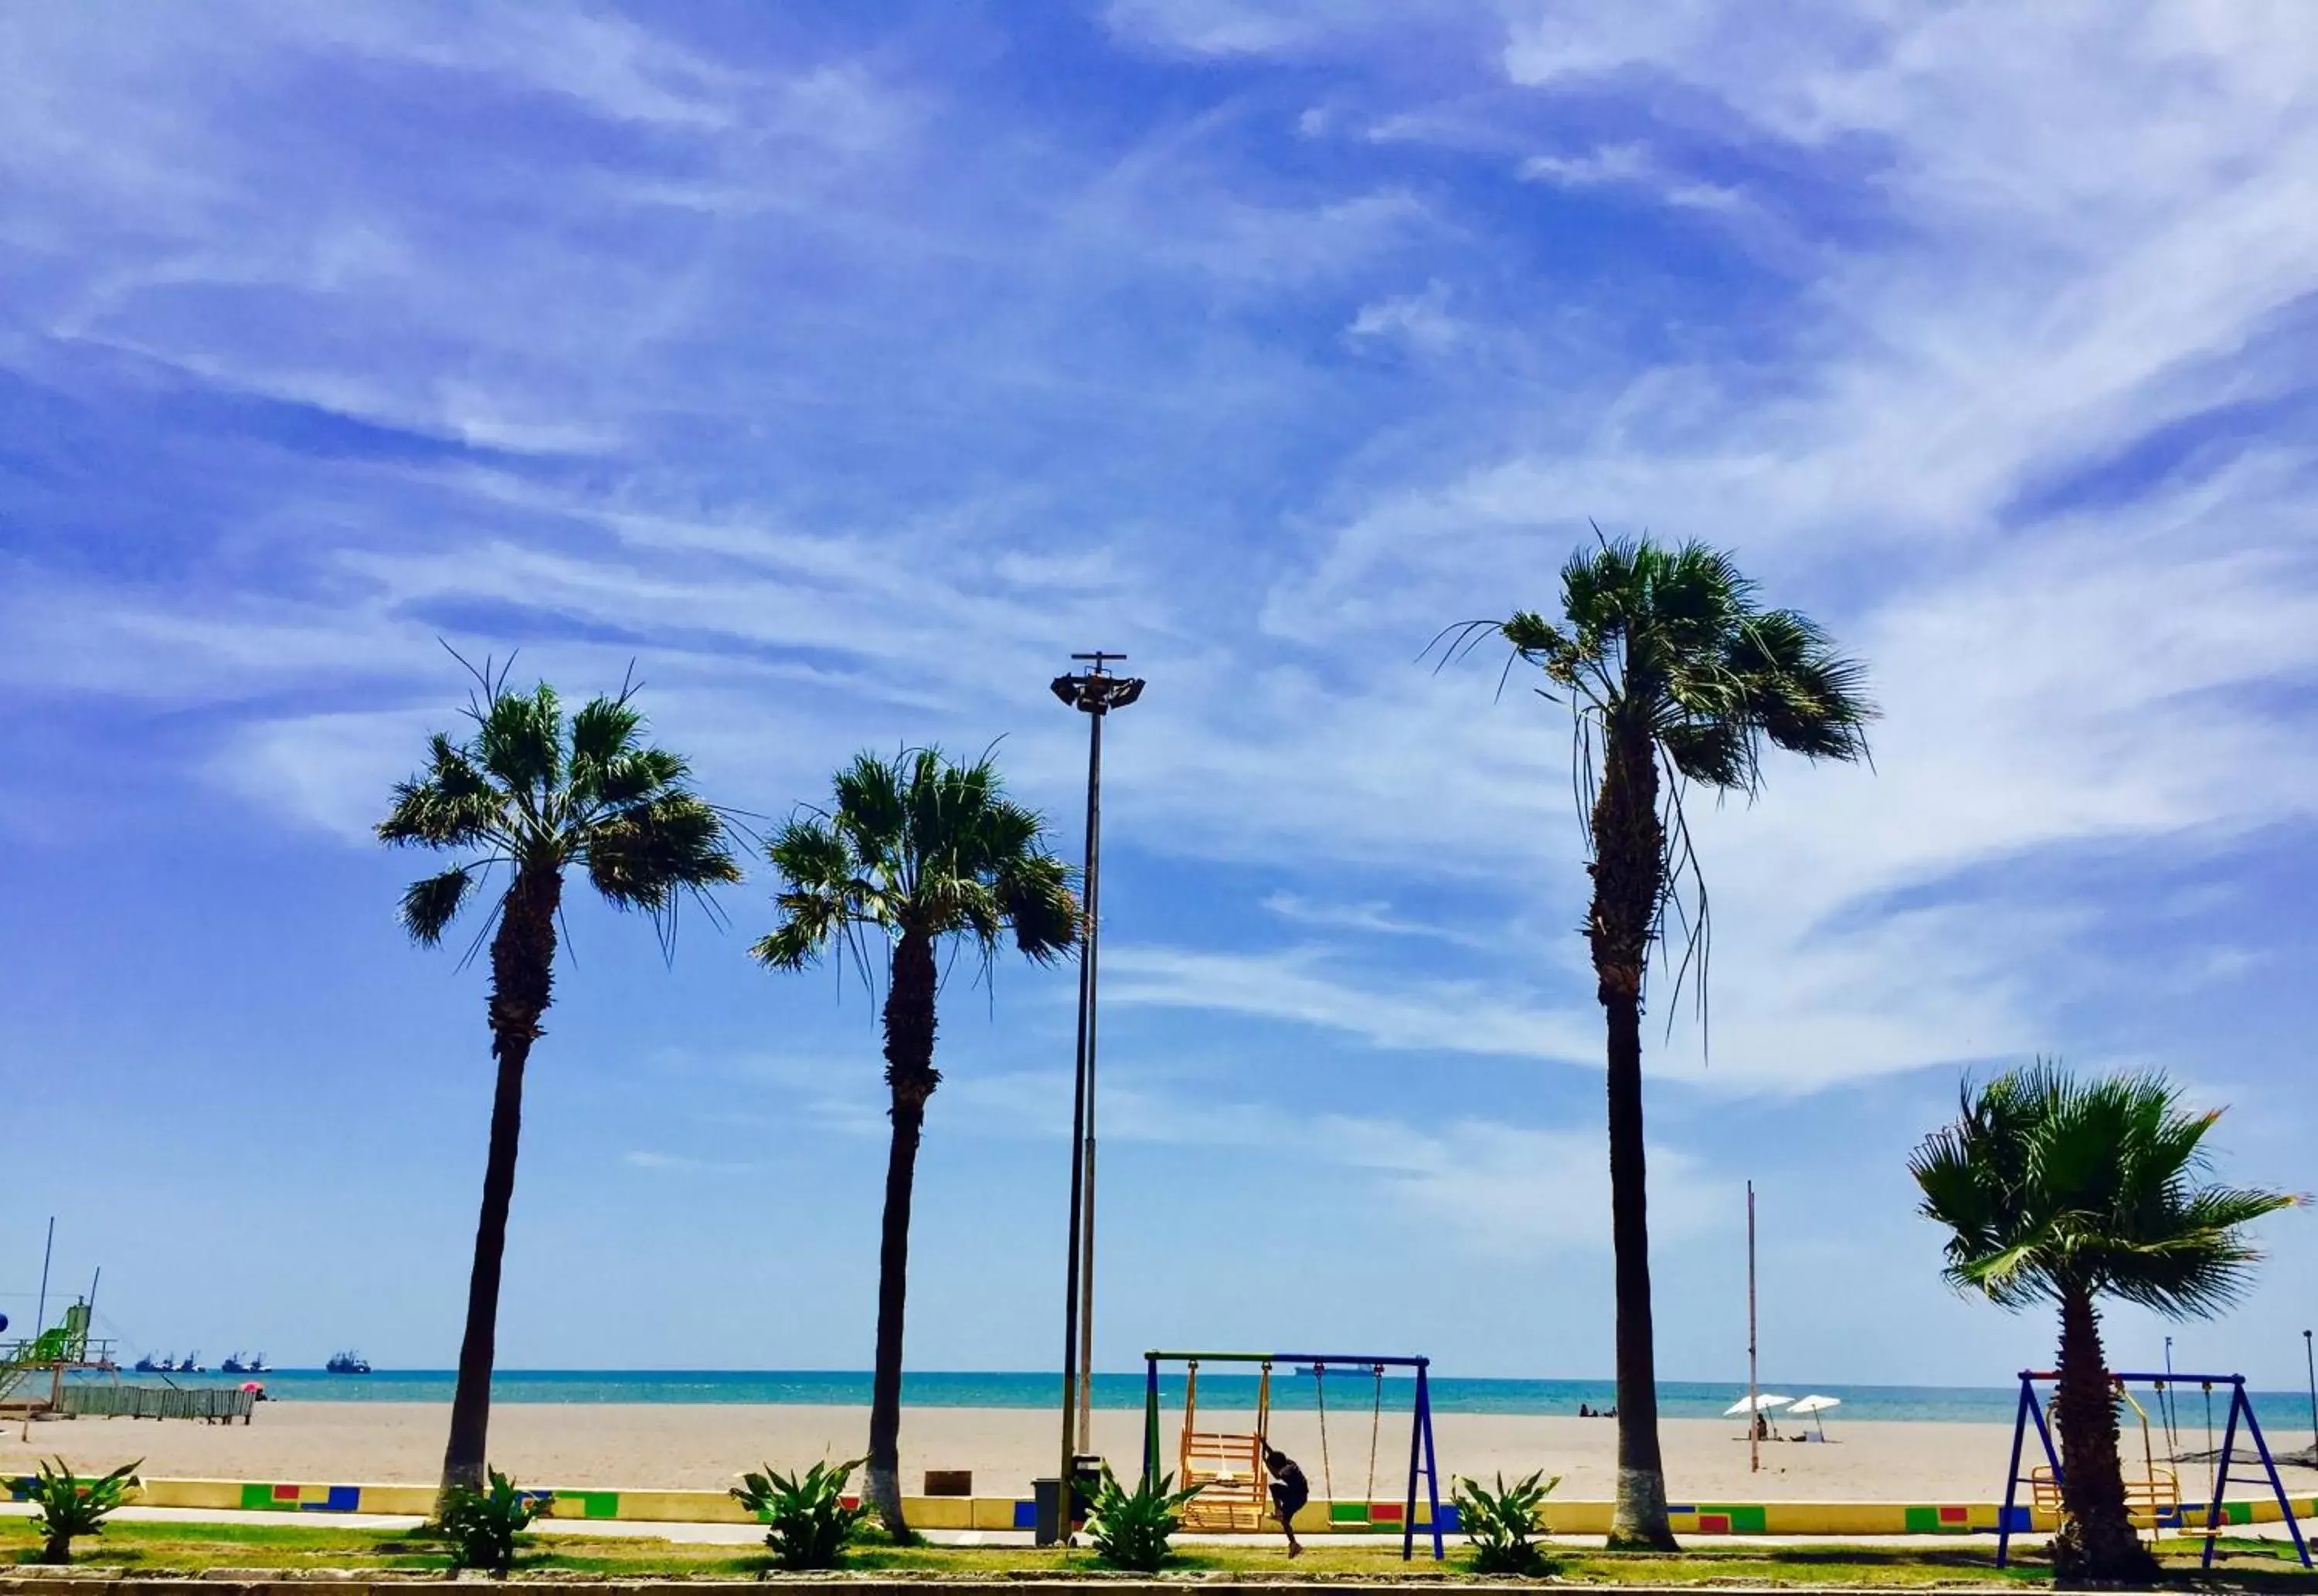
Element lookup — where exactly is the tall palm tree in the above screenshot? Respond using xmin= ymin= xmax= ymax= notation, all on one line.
xmin=1911 ymin=1064 xmax=2296 ymax=1582
xmin=379 ymin=664 xmax=739 ymax=1498
xmin=1455 ymin=536 xmax=1873 ymax=1548
xmin=754 ymin=746 xmax=1079 ymax=1537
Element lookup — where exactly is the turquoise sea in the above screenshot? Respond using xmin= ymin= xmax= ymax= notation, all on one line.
xmin=79 ymin=1370 xmax=2314 ymax=1428
xmin=59 ymin=1370 xmax=2016 ymax=1421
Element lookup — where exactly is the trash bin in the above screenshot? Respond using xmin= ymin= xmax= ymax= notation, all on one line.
xmin=1032 ymin=1457 xmax=1104 ymax=1545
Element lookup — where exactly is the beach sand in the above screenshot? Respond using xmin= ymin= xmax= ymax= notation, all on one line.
xmin=2 ymin=1401 xmax=2053 ymax=1503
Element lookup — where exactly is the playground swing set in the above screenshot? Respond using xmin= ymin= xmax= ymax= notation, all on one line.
xmin=1997 ymin=1368 xmax=2312 ymax=1571
xmin=1138 ymin=1350 xmax=1446 ymax=1560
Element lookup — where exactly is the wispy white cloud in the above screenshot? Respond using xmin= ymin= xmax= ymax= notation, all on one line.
xmin=1518 ymin=144 xmax=1744 ymax=212
xmin=1104 ymin=942 xmax=1599 ymax=1062
xmin=622 ymin=1149 xmax=759 ymax=1174
xmin=1345 ymin=279 xmax=1465 ymax=353
xmin=1261 ymin=891 xmax=1489 ymax=946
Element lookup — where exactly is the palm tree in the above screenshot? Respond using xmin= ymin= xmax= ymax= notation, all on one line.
xmin=754 ymin=746 xmax=1079 ymax=1537
xmin=379 ymin=664 xmax=740 ymax=1498
xmin=1454 ymin=536 xmax=1873 ymax=1548
xmin=1911 ymin=1064 xmax=2296 ymax=1582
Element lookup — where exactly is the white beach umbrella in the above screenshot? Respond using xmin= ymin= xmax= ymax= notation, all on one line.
xmin=1788 ymin=1394 xmax=1842 ymax=1438
xmin=1724 ymin=1394 xmax=1793 ymax=1416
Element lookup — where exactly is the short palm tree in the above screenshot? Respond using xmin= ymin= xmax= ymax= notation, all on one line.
xmin=1453 ymin=535 xmax=1872 ymax=1548
xmin=754 ymin=747 xmax=1079 ymax=1537
xmin=1912 ymin=1064 xmax=2296 ymax=1582
xmin=379 ymin=666 xmax=740 ymax=1498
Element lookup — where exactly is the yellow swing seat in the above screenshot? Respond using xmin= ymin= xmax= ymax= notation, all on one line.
xmin=1178 ymin=1360 xmax=1276 ymax=1533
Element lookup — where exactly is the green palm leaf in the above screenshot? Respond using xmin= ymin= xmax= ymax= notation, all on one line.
xmin=1910 ymin=1061 xmax=2299 ymax=1314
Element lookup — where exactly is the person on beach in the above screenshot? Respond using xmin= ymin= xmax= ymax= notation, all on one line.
xmin=1263 ymin=1444 xmax=1310 ymax=1557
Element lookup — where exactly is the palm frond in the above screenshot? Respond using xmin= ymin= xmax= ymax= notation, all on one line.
xmin=475 ymin=682 xmax=565 ymax=800
xmin=568 ymin=691 xmax=645 ymax=779
xmin=997 ymin=851 xmax=1080 ymax=963
xmin=398 ymin=864 xmax=479 ymax=946
xmin=584 ymin=792 xmax=742 ymax=912
xmin=377 ymin=735 xmax=502 ymax=847
xmin=752 ymin=892 xmax=852 ymax=971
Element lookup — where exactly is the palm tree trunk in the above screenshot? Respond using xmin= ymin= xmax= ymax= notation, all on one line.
xmin=866 ymin=927 xmax=940 ymax=1540
xmin=440 ymin=868 xmax=562 ymax=1503
xmin=1590 ymin=715 xmax=1677 ymax=1551
xmin=2050 ymin=1285 xmax=2156 ymax=1584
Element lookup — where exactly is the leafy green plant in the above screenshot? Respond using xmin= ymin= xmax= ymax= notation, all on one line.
xmin=28 ymin=1457 xmax=141 ymax=1564
xmin=1085 ymin=1465 xmax=1203 ymax=1573
xmin=436 ymin=1468 xmax=542 ymax=1576
xmin=1453 ymin=1469 xmax=1560 ymax=1575
xmin=730 ymin=1458 xmax=872 ymax=1571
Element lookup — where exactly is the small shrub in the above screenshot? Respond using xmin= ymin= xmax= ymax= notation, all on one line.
xmin=28 ymin=1457 xmax=142 ymax=1564
xmin=1086 ymin=1465 xmax=1203 ymax=1573
xmin=437 ymin=1468 xmax=542 ymax=1576
xmin=730 ymin=1457 xmax=871 ymax=1571
xmin=1453 ymin=1469 xmax=1559 ymax=1575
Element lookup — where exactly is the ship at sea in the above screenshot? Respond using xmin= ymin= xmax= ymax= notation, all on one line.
xmin=326 ymin=1350 xmax=372 ymax=1375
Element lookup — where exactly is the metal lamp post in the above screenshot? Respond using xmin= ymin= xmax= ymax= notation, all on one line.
xmin=1052 ymin=651 xmax=1143 ymax=1542
xmin=2304 ymin=1329 xmax=2315 ymax=1451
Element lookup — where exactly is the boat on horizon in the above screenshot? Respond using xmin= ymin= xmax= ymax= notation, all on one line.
xmin=326 ymin=1350 xmax=372 ymax=1375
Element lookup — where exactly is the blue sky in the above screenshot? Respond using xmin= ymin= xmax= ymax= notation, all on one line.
xmin=4 ymin=2 xmax=2316 ymax=1393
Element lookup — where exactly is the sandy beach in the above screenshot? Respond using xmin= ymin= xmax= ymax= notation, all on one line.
xmin=0 ymin=1401 xmax=2071 ymax=1503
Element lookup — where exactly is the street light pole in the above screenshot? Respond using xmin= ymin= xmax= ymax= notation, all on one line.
xmin=2303 ymin=1329 xmax=2314 ymax=1451
xmin=1051 ymin=652 xmax=1143 ymax=1540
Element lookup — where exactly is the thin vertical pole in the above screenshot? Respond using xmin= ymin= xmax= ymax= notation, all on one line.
xmin=1054 ymin=710 xmax=1102 ymax=1543
xmin=35 ymin=1217 xmax=54 ymax=1333
xmin=2233 ymin=1380 xmax=2312 ymax=1568
xmin=1997 ymin=1374 xmax=2033 ymax=1568
xmin=1422 ymin=1367 xmax=1445 ymax=1560
xmin=2201 ymin=1377 xmax=2245 ymax=1570
xmin=1403 ymin=1365 xmax=1423 ymax=1560
xmin=2303 ymin=1330 xmax=2315 ymax=1451
xmin=1076 ymin=708 xmax=1105 ymax=1455
xmin=2162 ymin=1336 xmax=2179 ymax=1456
xmin=1747 ymin=1180 xmax=1759 ymax=1474
xmin=1142 ymin=1357 xmax=1161 ymax=1489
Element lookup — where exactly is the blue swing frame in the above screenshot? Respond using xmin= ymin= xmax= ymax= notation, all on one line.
xmin=1140 ymin=1350 xmax=1445 ymax=1560
xmin=1997 ymin=1368 xmax=2311 ymax=1570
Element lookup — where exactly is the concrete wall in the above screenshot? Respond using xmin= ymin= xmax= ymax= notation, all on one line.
xmin=11 ymin=1475 xmax=2313 ymax=1537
